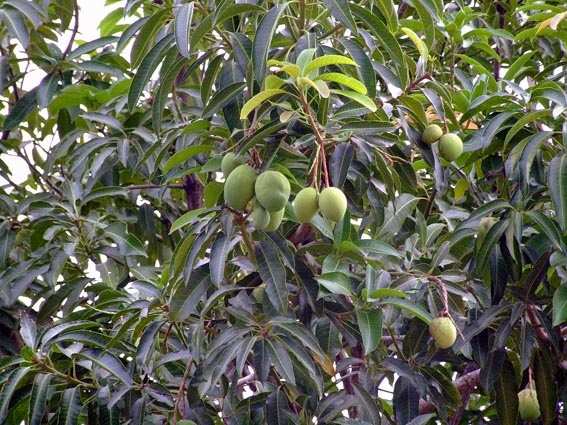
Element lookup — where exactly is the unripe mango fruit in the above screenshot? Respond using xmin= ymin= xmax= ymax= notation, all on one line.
xmin=221 ymin=152 xmax=243 ymax=178
xmin=251 ymin=202 xmax=270 ymax=230
xmin=293 ymin=187 xmax=319 ymax=223
xmin=318 ymin=187 xmax=347 ymax=223
xmin=422 ymin=124 xmax=443 ymax=144
xmin=223 ymin=164 xmax=256 ymax=210
xmin=438 ymin=134 xmax=463 ymax=162
xmin=518 ymin=388 xmax=540 ymax=421
xmin=265 ymin=208 xmax=285 ymax=231
xmin=255 ymin=171 xmax=291 ymax=212
xmin=429 ymin=317 xmax=457 ymax=349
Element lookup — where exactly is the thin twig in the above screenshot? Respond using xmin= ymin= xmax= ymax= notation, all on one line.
xmin=62 ymin=0 xmax=80 ymax=59
xmin=125 ymin=183 xmax=185 ymax=190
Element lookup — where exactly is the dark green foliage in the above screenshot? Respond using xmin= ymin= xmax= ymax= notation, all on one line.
xmin=1 ymin=0 xmax=567 ymax=424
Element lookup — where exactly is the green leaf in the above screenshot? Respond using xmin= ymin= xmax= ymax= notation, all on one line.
xmin=130 ymin=9 xmax=170 ymax=68
xmin=401 ymin=27 xmax=428 ymax=61
xmin=4 ymin=88 xmax=37 ymax=131
xmin=534 ymin=348 xmax=557 ymax=425
xmin=0 ymin=367 xmax=31 ymax=422
xmin=68 ymin=36 xmax=118 ymax=59
xmin=350 ymin=4 xmax=408 ymax=86
xmin=128 ymin=33 xmax=174 ymax=111
xmin=117 ymin=17 xmax=148 ymax=52
xmin=475 ymin=219 xmax=509 ymax=276
xmin=29 ymin=374 xmax=52 ymax=425
xmin=175 ymin=2 xmax=194 ymax=58
xmin=367 ymin=288 xmax=407 ymax=300
xmin=240 ymin=88 xmax=285 ymax=119
xmin=332 ymin=89 xmax=377 ymax=112
xmin=1 ymin=8 xmax=30 ymax=48
xmin=210 ymin=232 xmax=231 ymax=285
xmin=202 ymin=82 xmax=246 ymax=118
xmin=81 ymin=112 xmax=124 ymax=133
xmin=201 ymin=54 xmax=224 ymax=103
xmin=136 ymin=320 xmax=163 ymax=369
xmin=80 ymin=349 xmax=134 ymax=386
xmin=163 ymin=145 xmax=212 ymax=173
xmin=169 ymin=208 xmax=214 ymax=234
xmin=252 ymin=4 xmax=287 ymax=82
xmin=322 ymin=0 xmax=358 ymax=33
xmin=460 ymin=199 xmax=511 ymax=228
xmin=549 ymin=153 xmax=567 ymax=232
xmin=381 ymin=298 xmax=432 ymax=324
xmin=493 ymin=359 xmax=519 ymax=425
xmin=256 ymin=240 xmax=288 ymax=312
xmin=152 ymin=58 xmax=186 ymax=132
xmin=317 ymin=72 xmax=367 ymax=94
xmin=215 ymin=4 xmax=264 ymax=26
xmin=169 ymin=266 xmax=210 ymax=321
xmin=340 ymin=38 xmax=376 ymax=97
xmin=82 ymin=186 xmax=128 ymax=204
xmin=552 ymin=285 xmax=567 ymax=326
xmin=303 ymin=55 xmax=357 ymax=76
xmin=4 ymin=0 xmax=44 ymax=28
xmin=267 ymin=339 xmax=296 ymax=385
xmin=58 ymin=387 xmax=81 ymax=425
xmin=394 ymin=377 xmax=420 ymax=425
xmin=316 ymin=271 xmax=352 ymax=296
xmin=356 ymin=308 xmax=382 ymax=355
xmin=525 ymin=211 xmax=564 ymax=252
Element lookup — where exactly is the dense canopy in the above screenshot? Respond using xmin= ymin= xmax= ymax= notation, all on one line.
xmin=1 ymin=0 xmax=567 ymax=423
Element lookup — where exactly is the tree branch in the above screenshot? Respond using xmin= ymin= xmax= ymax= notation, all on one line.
xmin=62 ymin=0 xmax=80 ymax=59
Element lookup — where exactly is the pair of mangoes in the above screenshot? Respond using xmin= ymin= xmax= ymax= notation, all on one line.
xmin=294 ymin=186 xmax=347 ymax=224
xmin=422 ymin=124 xmax=463 ymax=162
xmin=222 ymin=153 xmax=289 ymax=231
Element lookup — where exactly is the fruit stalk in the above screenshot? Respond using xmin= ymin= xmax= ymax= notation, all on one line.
xmin=300 ymin=93 xmax=330 ymax=188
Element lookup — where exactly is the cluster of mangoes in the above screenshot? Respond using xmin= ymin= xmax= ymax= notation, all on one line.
xmin=422 ymin=124 xmax=463 ymax=162
xmin=293 ymin=186 xmax=347 ymax=224
xmin=222 ymin=153 xmax=289 ymax=231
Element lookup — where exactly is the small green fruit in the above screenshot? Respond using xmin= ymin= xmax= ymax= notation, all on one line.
xmin=422 ymin=124 xmax=443 ymax=144
xmin=265 ymin=208 xmax=285 ymax=231
xmin=429 ymin=317 xmax=457 ymax=349
xmin=294 ymin=187 xmax=319 ymax=223
xmin=438 ymin=134 xmax=463 ymax=162
xmin=223 ymin=164 xmax=256 ymax=210
xmin=221 ymin=152 xmax=243 ymax=178
xmin=318 ymin=187 xmax=347 ymax=223
xmin=255 ymin=171 xmax=291 ymax=212
xmin=251 ymin=202 xmax=270 ymax=230
xmin=518 ymin=388 xmax=540 ymax=421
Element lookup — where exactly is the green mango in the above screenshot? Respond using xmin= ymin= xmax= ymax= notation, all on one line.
xmin=293 ymin=187 xmax=319 ymax=223
xmin=265 ymin=208 xmax=285 ymax=231
xmin=255 ymin=170 xmax=291 ymax=212
xmin=439 ymin=133 xmax=463 ymax=161
xmin=518 ymin=388 xmax=541 ymax=421
xmin=251 ymin=202 xmax=270 ymax=230
xmin=429 ymin=317 xmax=457 ymax=349
xmin=422 ymin=124 xmax=443 ymax=144
xmin=223 ymin=164 xmax=256 ymax=210
xmin=221 ymin=152 xmax=244 ymax=178
xmin=318 ymin=187 xmax=347 ymax=223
